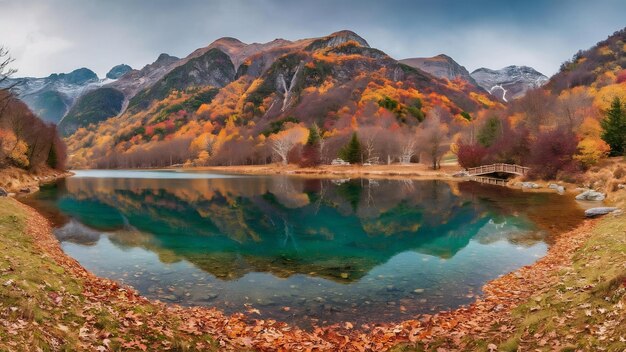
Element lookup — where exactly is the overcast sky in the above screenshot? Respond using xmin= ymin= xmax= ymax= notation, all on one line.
xmin=2 ymin=0 xmax=625 ymax=78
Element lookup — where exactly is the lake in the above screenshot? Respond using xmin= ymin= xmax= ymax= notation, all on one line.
xmin=25 ymin=170 xmax=584 ymax=328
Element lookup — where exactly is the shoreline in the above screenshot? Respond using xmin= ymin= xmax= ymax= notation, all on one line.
xmin=2 ymin=183 xmax=620 ymax=350
xmin=0 ymin=167 xmax=72 ymax=195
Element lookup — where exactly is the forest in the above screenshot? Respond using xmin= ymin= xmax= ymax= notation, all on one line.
xmin=60 ymin=28 xmax=626 ymax=183
xmin=0 ymin=47 xmax=66 ymax=172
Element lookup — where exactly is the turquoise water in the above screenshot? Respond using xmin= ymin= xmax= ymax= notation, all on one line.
xmin=26 ymin=171 xmax=584 ymax=327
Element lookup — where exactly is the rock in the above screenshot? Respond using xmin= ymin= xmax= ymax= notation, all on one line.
xmin=556 ymin=186 xmax=565 ymax=194
xmin=452 ymin=170 xmax=470 ymax=177
xmin=548 ymin=183 xmax=559 ymax=189
xmin=618 ymin=184 xmax=625 ymax=190
xmin=19 ymin=188 xmax=30 ymax=194
xmin=519 ymin=182 xmax=540 ymax=189
xmin=0 ymin=187 xmax=7 ymax=197
xmin=585 ymin=207 xmax=618 ymax=218
xmin=576 ymin=190 xmax=605 ymax=201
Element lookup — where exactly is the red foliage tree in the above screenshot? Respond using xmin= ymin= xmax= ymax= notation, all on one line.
xmin=616 ymin=69 xmax=626 ymax=84
xmin=456 ymin=142 xmax=487 ymax=168
xmin=527 ymin=129 xmax=579 ymax=180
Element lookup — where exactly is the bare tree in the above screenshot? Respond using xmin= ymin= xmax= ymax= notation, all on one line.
xmin=399 ymin=131 xmax=417 ymax=164
xmin=269 ymin=126 xmax=307 ymax=165
xmin=419 ymin=107 xmax=450 ymax=170
xmin=0 ymin=46 xmax=18 ymax=117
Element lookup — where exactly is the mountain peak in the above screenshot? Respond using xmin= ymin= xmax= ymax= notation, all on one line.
xmin=155 ymin=53 xmax=179 ymax=64
xmin=327 ymin=30 xmax=369 ymax=47
xmin=399 ymin=54 xmax=477 ymax=86
xmin=470 ymin=65 xmax=548 ymax=102
xmin=48 ymin=67 xmax=98 ymax=85
xmin=106 ymin=64 xmax=132 ymax=79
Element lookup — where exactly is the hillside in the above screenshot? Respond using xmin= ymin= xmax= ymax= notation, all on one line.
xmin=400 ymin=54 xmax=479 ymax=86
xmin=64 ymin=30 xmax=500 ymax=168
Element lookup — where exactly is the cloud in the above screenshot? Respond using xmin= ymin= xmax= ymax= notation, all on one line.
xmin=1 ymin=0 xmax=625 ymax=78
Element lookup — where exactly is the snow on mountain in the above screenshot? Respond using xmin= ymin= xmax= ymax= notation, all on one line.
xmin=470 ymin=65 xmax=548 ymax=102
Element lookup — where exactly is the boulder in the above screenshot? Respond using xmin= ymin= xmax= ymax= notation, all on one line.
xmin=548 ymin=184 xmax=565 ymax=193
xmin=575 ymin=190 xmax=605 ymax=201
xmin=518 ymin=182 xmax=540 ymax=189
xmin=618 ymin=184 xmax=625 ymax=190
xmin=0 ymin=187 xmax=7 ymax=197
xmin=585 ymin=207 xmax=619 ymax=218
xmin=452 ymin=170 xmax=470 ymax=177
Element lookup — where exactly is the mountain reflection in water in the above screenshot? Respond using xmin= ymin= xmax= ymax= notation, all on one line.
xmin=26 ymin=171 xmax=584 ymax=327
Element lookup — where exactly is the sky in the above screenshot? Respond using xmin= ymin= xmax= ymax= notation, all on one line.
xmin=1 ymin=0 xmax=626 ymax=78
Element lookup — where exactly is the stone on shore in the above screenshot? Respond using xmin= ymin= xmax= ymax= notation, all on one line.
xmin=0 ymin=187 xmax=7 ymax=197
xmin=575 ymin=190 xmax=605 ymax=201
xmin=584 ymin=207 xmax=618 ymax=217
xmin=452 ymin=171 xmax=470 ymax=177
xmin=517 ymin=182 xmax=540 ymax=189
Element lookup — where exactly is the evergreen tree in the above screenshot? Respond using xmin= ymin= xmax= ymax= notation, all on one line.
xmin=601 ymin=97 xmax=626 ymax=156
xmin=477 ymin=116 xmax=501 ymax=147
xmin=339 ymin=132 xmax=362 ymax=164
xmin=300 ymin=124 xmax=322 ymax=167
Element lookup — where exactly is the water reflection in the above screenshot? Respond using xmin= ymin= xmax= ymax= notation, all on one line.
xmin=26 ymin=172 xmax=584 ymax=326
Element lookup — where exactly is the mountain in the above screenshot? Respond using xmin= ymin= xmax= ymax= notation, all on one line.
xmin=106 ymin=64 xmax=132 ymax=79
xmin=58 ymin=54 xmax=180 ymax=135
xmin=400 ymin=54 xmax=478 ymax=86
xmin=64 ymin=30 xmax=500 ymax=168
xmin=470 ymin=65 xmax=548 ymax=102
xmin=1 ymin=68 xmax=103 ymax=123
xmin=547 ymin=27 xmax=626 ymax=95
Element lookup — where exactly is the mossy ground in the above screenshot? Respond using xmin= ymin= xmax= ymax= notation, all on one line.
xmin=0 ymin=198 xmax=218 ymax=351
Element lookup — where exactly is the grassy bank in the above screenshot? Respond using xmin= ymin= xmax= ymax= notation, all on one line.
xmin=393 ymin=194 xmax=626 ymax=351
xmin=0 ymin=197 xmax=218 ymax=351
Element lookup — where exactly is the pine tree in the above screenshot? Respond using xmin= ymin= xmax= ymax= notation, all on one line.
xmin=300 ymin=124 xmax=322 ymax=167
xmin=339 ymin=132 xmax=362 ymax=164
xmin=601 ymin=97 xmax=626 ymax=156
xmin=477 ymin=116 xmax=501 ymax=147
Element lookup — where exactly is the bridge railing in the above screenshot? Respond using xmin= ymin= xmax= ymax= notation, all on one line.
xmin=466 ymin=163 xmax=530 ymax=176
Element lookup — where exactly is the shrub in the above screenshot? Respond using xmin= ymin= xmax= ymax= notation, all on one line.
xmin=528 ymin=129 xmax=579 ymax=180
xmin=456 ymin=142 xmax=487 ymax=168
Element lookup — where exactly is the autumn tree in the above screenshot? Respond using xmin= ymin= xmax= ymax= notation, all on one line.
xmin=600 ymin=97 xmax=626 ymax=156
xmin=528 ymin=129 xmax=579 ymax=180
xmin=419 ymin=108 xmax=449 ymax=170
xmin=269 ymin=124 xmax=308 ymax=165
xmin=339 ymin=132 xmax=362 ymax=164
xmin=456 ymin=142 xmax=487 ymax=168
xmin=300 ymin=124 xmax=322 ymax=167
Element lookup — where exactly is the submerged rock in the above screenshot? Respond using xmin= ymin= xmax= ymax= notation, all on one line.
xmin=452 ymin=171 xmax=470 ymax=178
xmin=576 ymin=190 xmax=605 ymax=201
xmin=584 ymin=207 xmax=618 ymax=217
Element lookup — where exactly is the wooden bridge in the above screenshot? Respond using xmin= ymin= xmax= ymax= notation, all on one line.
xmin=466 ymin=163 xmax=530 ymax=177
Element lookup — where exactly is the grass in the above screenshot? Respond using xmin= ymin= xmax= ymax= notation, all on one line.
xmin=392 ymin=204 xmax=626 ymax=351
xmin=0 ymin=198 xmax=218 ymax=351
xmin=497 ymin=214 xmax=626 ymax=351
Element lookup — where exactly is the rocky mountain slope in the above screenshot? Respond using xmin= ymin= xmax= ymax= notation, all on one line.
xmin=400 ymin=54 xmax=479 ymax=86
xmin=63 ymin=30 xmax=500 ymax=168
xmin=470 ymin=66 xmax=548 ymax=102
xmin=0 ymin=66 xmax=134 ymax=124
